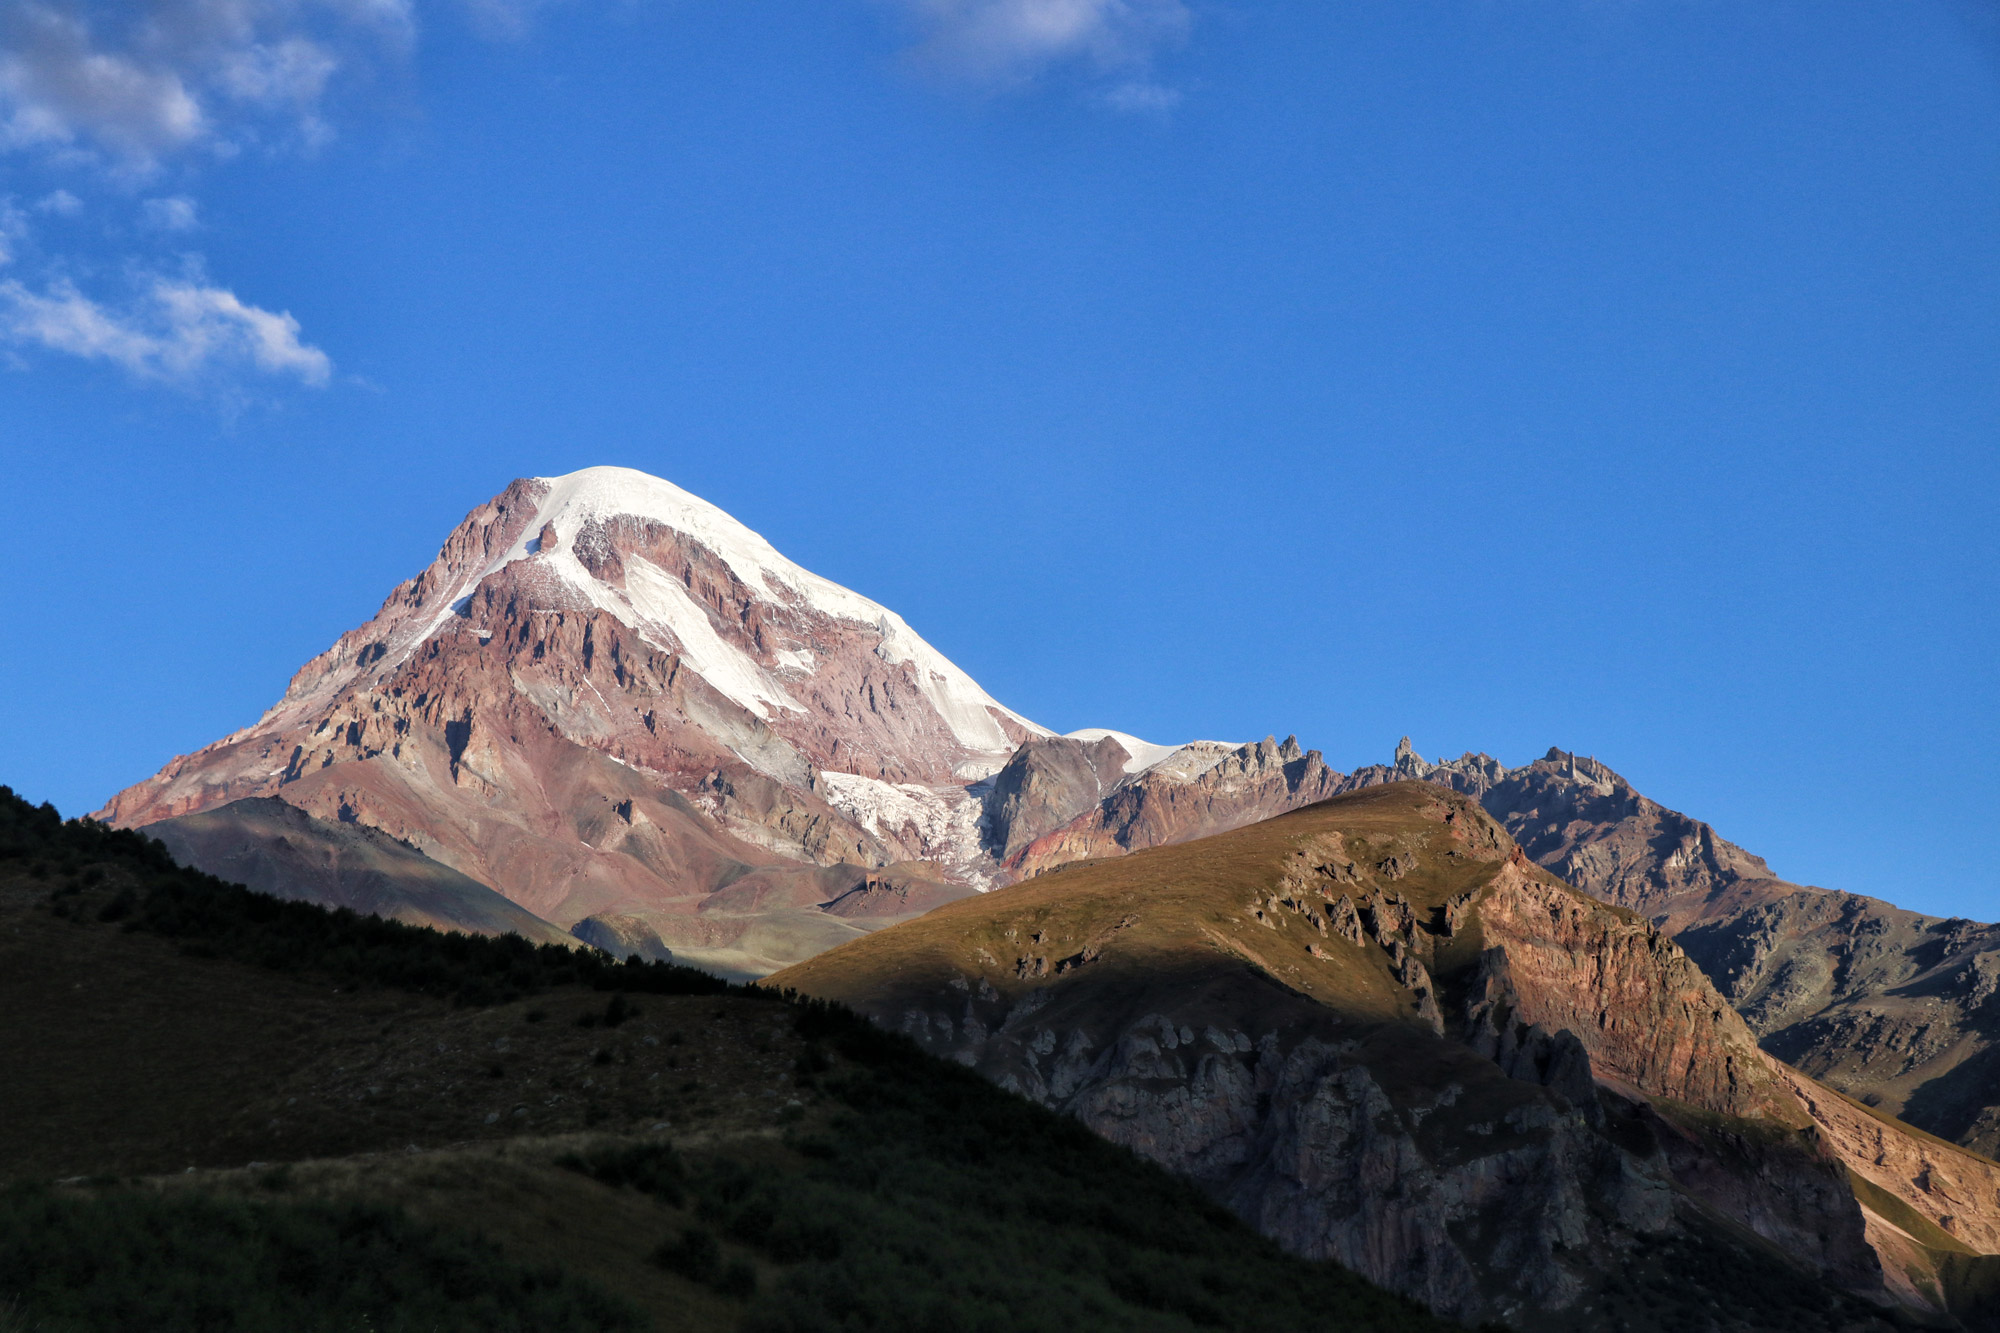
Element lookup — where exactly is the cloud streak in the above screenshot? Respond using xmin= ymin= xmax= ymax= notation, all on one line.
xmin=0 ymin=273 xmax=332 ymax=386
xmin=141 ymin=194 xmax=199 ymax=230
xmin=0 ymin=1 xmax=1199 ymax=395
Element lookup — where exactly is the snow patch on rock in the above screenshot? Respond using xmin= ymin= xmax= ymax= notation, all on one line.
xmin=621 ymin=555 xmax=801 ymax=719
xmin=818 ymin=771 xmax=962 ymax=847
xmin=1065 ymin=728 xmax=1182 ymax=774
xmin=817 ymin=771 xmax=990 ymax=884
xmin=1065 ymin=728 xmax=1239 ymax=780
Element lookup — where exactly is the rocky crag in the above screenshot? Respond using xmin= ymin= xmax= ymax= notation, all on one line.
xmin=1352 ymin=742 xmax=2000 ymax=1161
xmin=773 ymin=783 xmax=2000 ymax=1329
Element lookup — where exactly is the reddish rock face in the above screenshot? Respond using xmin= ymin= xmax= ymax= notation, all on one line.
xmin=1351 ymin=741 xmax=2000 ymax=1164
xmin=1473 ymin=861 xmax=1793 ymax=1123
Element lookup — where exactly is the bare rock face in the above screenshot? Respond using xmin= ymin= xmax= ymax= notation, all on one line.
xmin=775 ymin=784 xmax=1971 ymax=1326
xmin=568 ymin=912 xmax=675 ymax=962
xmin=1769 ymin=1058 xmax=2000 ymax=1254
xmin=1679 ymin=894 xmax=2000 ymax=1156
xmin=1472 ymin=861 xmax=1792 ymax=1122
xmin=1007 ymin=734 xmax=1345 ymax=877
xmin=978 ymin=734 xmax=1130 ymax=861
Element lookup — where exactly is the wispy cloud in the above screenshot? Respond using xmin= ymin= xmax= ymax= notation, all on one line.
xmin=0 ymin=198 xmax=27 ymax=265
xmin=0 ymin=0 xmax=1202 ymax=396
xmin=456 ymin=0 xmax=561 ymax=42
xmin=888 ymin=0 xmax=1192 ymax=101
xmin=0 ymin=271 xmax=332 ymax=387
xmin=141 ymin=194 xmax=199 ymax=230
xmin=0 ymin=2 xmax=396 ymax=393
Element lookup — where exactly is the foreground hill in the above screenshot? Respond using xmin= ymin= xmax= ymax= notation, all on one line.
xmin=0 ymin=786 xmax=1456 ymax=1332
xmin=774 ymin=782 xmax=2000 ymax=1329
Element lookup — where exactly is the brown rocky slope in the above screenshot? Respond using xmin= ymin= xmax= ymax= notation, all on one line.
xmin=773 ymin=782 xmax=2000 ymax=1329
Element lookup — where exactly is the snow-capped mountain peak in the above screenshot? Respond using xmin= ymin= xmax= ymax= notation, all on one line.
xmin=97 ymin=465 xmax=1351 ymax=978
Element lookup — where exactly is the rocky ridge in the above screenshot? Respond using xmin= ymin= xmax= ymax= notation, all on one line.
xmin=1353 ymin=741 xmax=2000 ymax=1160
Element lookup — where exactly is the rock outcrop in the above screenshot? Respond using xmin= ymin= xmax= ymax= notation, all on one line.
xmin=567 ymin=911 xmax=676 ymax=962
xmin=978 ymin=733 xmax=1132 ymax=861
xmin=1007 ymin=734 xmax=1345 ymax=877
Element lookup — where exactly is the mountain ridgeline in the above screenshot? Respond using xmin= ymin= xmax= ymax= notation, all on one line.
xmin=1351 ymin=742 xmax=2000 ymax=1160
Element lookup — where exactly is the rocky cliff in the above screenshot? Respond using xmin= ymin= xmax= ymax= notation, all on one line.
xmin=774 ymin=783 xmax=1987 ymax=1328
xmin=1004 ymin=734 xmax=1345 ymax=877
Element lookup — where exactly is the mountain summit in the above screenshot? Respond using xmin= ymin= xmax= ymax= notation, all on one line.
xmin=101 ymin=467 xmax=1325 ymax=974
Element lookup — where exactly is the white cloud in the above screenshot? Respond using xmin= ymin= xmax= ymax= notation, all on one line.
xmin=0 ymin=6 xmax=205 ymax=158
xmin=457 ymin=0 xmax=554 ymax=41
xmin=891 ymin=0 xmax=1192 ymax=91
xmin=0 ymin=0 xmax=412 ymax=168
xmin=141 ymin=195 xmax=199 ymax=230
xmin=1102 ymin=78 xmax=1178 ymax=114
xmin=0 ymin=273 xmax=332 ymax=386
xmin=0 ymin=4 xmax=397 ymax=391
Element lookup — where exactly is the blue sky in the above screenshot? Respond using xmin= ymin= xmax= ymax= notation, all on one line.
xmin=1 ymin=1 xmax=1995 ymax=918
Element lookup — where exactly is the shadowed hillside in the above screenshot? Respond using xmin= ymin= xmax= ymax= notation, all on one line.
xmin=0 ymin=785 xmax=1460 ymax=1333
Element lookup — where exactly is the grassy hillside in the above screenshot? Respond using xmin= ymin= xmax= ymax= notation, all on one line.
xmin=0 ymin=786 xmax=1461 ymax=1332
